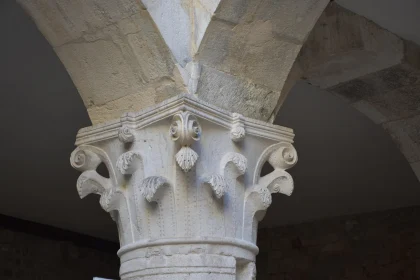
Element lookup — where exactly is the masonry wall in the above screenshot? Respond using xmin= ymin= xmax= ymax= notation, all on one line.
xmin=2 ymin=206 xmax=420 ymax=280
xmin=257 ymin=206 xmax=420 ymax=279
xmin=0 ymin=215 xmax=120 ymax=280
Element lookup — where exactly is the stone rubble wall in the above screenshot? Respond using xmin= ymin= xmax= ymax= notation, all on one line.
xmin=2 ymin=206 xmax=420 ymax=279
xmin=257 ymin=206 xmax=420 ymax=279
xmin=0 ymin=215 xmax=119 ymax=280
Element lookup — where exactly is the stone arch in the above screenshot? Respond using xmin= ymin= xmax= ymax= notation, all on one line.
xmin=17 ymin=0 xmax=331 ymax=124
xmin=17 ymin=0 xmax=186 ymax=124
xmin=196 ymin=0 xmax=330 ymax=121
xmin=287 ymin=2 xmax=420 ymax=181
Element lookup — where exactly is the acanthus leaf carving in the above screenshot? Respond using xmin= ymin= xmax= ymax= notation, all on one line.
xmin=220 ymin=152 xmax=247 ymax=175
xmin=170 ymin=111 xmax=201 ymax=172
xmin=76 ymin=170 xmax=112 ymax=199
xmin=116 ymin=151 xmax=142 ymax=175
xmin=203 ymin=174 xmax=226 ymax=199
xmin=263 ymin=169 xmax=294 ymax=196
xmin=256 ymin=185 xmax=272 ymax=209
xmin=100 ymin=188 xmax=124 ymax=212
xmin=139 ymin=176 xmax=169 ymax=202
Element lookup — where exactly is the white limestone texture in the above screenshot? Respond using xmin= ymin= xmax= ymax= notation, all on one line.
xmin=70 ymin=94 xmax=298 ymax=279
xmin=18 ymin=0 xmax=329 ymax=123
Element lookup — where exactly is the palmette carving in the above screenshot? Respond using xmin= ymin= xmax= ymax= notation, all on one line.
xmin=170 ymin=111 xmax=201 ymax=172
xmin=203 ymin=174 xmax=226 ymax=199
xmin=77 ymin=170 xmax=111 ymax=198
xmin=117 ymin=151 xmax=142 ymax=175
xmin=139 ymin=176 xmax=169 ymax=202
xmin=175 ymin=146 xmax=198 ymax=172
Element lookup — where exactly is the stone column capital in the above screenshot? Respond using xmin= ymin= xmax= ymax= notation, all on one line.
xmin=70 ymin=94 xmax=297 ymax=279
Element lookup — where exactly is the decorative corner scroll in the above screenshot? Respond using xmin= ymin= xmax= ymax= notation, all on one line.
xmin=253 ymin=142 xmax=298 ymax=185
xmin=139 ymin=176 xmax=169 ymax=202
xmin=70 ymin=147 xmax=101 ymax=171
xmin=230 ymin=113 xmax=245 ymax=142
xmin=268 ymin=142 xmax=297 ymax=170
xmin=118 ymin=125 xmax=135 ymax=143
xmin=116 ymin=151 xmax=142 ymax=175
xmin=203 ymin=174 xmax=226 ymax=199
xmin=169 ymin=111 xmax=201 ymax=172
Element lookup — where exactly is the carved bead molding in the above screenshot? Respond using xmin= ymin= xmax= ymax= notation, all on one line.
xmin=70 ymin=94 xmax=297 ymax=280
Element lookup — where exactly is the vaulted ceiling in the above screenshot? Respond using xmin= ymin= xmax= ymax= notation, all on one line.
xmin=1 ymin=1 xmax=419 ymax=241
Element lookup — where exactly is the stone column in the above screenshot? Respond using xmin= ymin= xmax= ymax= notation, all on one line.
xmin=70 ymin=94 xmax=297 ymax=280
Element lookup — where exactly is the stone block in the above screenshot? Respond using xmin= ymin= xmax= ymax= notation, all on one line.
xmin=56 ymin=10 xmax=176 ymax=111
xmin=410 ymin=161 xmax=420 ymax=182
xmin=197 ymin=65 xmax=280 ymax=120
xmin=18 ymin=0 xmax=142 ymax=47
xmin=383 ymin=115 xmax=420 ymax=163
xmin=351 ymin=100 xmax=388 ymax=124
xmin=364 ymin=84 xmax=420 ymax=121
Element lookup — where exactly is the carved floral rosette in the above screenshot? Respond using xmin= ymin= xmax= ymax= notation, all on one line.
xmin=70 ymin=94 xmax=297 ymax=280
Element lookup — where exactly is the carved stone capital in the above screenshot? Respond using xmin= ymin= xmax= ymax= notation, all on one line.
xmin=70 ymin=94 xmax=297 ymax=280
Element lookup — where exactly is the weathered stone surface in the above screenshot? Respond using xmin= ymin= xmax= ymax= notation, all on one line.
xmin=197 ymin=65 xmax=280 ymax=120
xmin=257 ymin=206 xmax=420 ymax=280
xmin=17 ymin=0 xmax=185 ymax=124
xmin=87 ymin=77 xmax=182 ymax=124
xmin=197 ymin=0 xmax=329 ymax=120
xmin=215 ymin=0 xmax=328 ymax=42
xmin=351 ymin=100 xmax=388 ymax=124
xmin=298 ymin=2 xmax=403 ymax=88
xmin=18 ymin=0 xmax=142 ymax=47
xmin=332 ymin=65 xmax=420 ymax=121
xmin=55 ymin=10 xmax=180 ymax=108
xmin=0 ymin=224 xmax=119 ymax=280
xmin=411 ymin=161 xmax=420 ymax=181
xmin=141 ymin=0 xmax=220 ymax=67
xmin=383 ymin=115 xmax=420 ymax=163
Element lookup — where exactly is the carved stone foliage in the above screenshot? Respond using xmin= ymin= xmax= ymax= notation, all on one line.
xmin=203 ymin=152 xmax=247 ymax=198
xmin=70 ymin=95 xmax=297 ymax=280
xmin=203 ymin=174 xmax=226 ymax=199
xmin=116 ymin=151 xmax=142 ymax=175
xmin=118 ymin=125 xmax=135 ymax=143
xmin=139 ymin=176 xmax=169 ymax=202
xmin=170 ymin=111 xmax=202 ymax=172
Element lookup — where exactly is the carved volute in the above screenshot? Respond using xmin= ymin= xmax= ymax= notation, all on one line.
xmin=70 ymin=94 xmax=297 ymax=280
